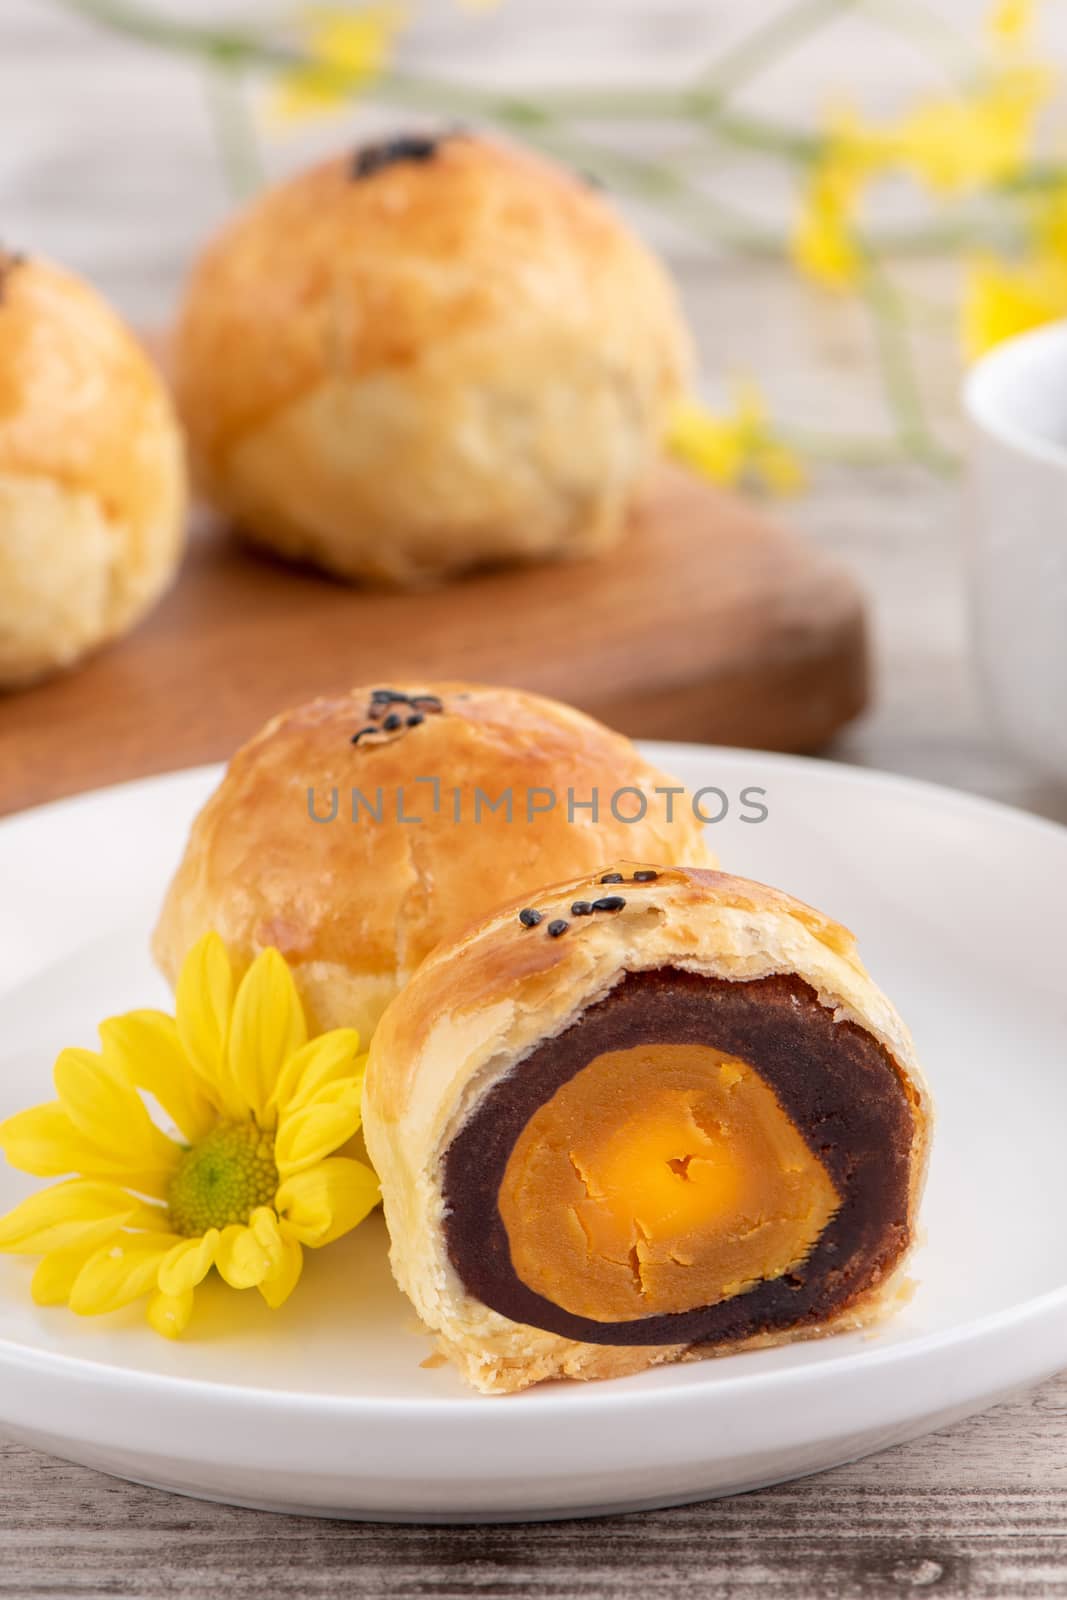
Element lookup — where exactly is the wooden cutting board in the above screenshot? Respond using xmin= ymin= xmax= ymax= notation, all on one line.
xmin=0 ymin=465 xmax=867 ymax=817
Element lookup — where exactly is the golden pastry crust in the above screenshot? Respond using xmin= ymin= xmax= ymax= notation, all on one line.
xmin=362 ymin=864 xmax=932 ymax=1394
xmin=173 ymin=133 xmax=693 ymax=586
xmin=152 ymin=683 xmax=715 ymax=1043
xmin=0 ymin=252 xmax=186 ymax=687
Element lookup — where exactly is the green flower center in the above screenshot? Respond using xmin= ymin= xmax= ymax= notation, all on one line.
xmin=167 ymin=1122 xmax=279 ymax=1238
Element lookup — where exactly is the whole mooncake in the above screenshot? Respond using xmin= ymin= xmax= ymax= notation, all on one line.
xmin=153 ymin=683 xmax=714 ymax=1042
xmin=0 ymin=251 xmax=186 ymax=686
xmin=362 ymin=864 xmax=931 ymax=1393
xmin=173 ymin=132 xmax=692 ymax=586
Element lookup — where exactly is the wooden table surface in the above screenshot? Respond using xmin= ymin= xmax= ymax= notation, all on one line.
xmin=3 ymin=2 xmax=1067 ymax=1595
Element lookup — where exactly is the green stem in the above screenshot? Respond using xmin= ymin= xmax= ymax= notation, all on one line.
xmin=385 ymin=71 xmax=824 ymax=160
xmin=998 ymin=163 xmax=1067 ymax=195
xmin=856 ymin=0 xmax=975 ymax=83
xmin=55 ymin=0 xmax=291 ymax=66
xmin=860 ymin=257 xmax=952 ymax=470
xmin=203 ymin=67 xmax=264 ymax=200
xmin=871 ymin=214 xmax=1023 ymax=255
xmin=698 ymin=0 xmax=860 ymax=100
xmin=705 ymin=107 xmax=821 ymax=162
xmin=54 ymin=0 xmax=824 ymax=165
xmin=782 ymin=428 xmax=934 ymax=467
xmin=530 ymin=132 xmax=782 ymax=256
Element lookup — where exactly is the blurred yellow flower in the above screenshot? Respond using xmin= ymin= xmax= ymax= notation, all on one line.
xmin=790 ymin=158 xmax=866 ymax=291
xmin=962 ymin=252 xmax=1067 ymax=357
xmin=0 ymin=934 xmax=379 ymax=1338
xmin=962 ymin=175 xmax=1067 ymax=358
xmin=1029 ymin=184 xmax=1067 ymax=256
xmin=892 ymin=65 xmax=1053 ymax=194
xmin=796 ymin=0 xmax=1053 ymax=254
xmin=275 ymin=5 xmax=403 ymax=120
xmin=667 ymin=385 xmax=804 ymax=495
xmin=987 ymin=0 xmax=1036 ymax=51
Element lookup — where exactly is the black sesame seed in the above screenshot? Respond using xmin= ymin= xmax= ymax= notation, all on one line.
xmin=411 ymin=695 xmax=443 ymax=713
xmin=599 ymin=872 xmax=624 ymax=884
xmin=518 ymin=908 xmax=543 ymax=928
xmin=350 ymin=725 xmax=378 ymax=744
xmin=383 ymin=713 xmax=402 ymax=731
xmin=371 ymin=688 xmax=411 ymax=704
xmin=592 ymin=895 xmax=626 ymax=913
xmin=406 ymin=713 xmax=424 ymax=728
xmin=632 ymin=870 xmax=659 ymax=882
xmin=570 ymin=901 xmax=594 ymax=916
xmin=547 ymin=919 xmax=569 ymax=938
xmin=350 ymin=133 xmax=445 ymax=181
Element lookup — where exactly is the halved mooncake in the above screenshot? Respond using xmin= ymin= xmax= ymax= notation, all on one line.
xmin=362 ymin=865 xmax=931 ymax=1394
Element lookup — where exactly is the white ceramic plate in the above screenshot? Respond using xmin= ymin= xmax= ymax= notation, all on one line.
xmin=0 ymin=747 xmax=1065 ymax=1523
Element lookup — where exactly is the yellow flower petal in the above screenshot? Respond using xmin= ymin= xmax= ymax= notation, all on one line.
xmin=0 ymin=1102 xmax=101 ymax=1177
xmin=259 ymin=1237 xmax=304 ymax=1309
xmin=962 ymin=251 xmax=1067 ymax=358
xmin=0 ymin=1100 xmax=176 ymax=1199
xmin=270 ymin=1031 xmax=363 ymax=1119
xmin=249 ymin=1206 xmax=283 ymax=1253
xmin=228 ymin=949 xmax=308 ymax=1122
xmin=247 ymin=1207 xmax=304 ymax=1309
xmin=754 ymin=441 xmax=807 ymax=495
xmin=147 ymin=1288 xmax=195 ymax=1339
xmin=176 ymin=932 xmax=235 ymax=1094
xmin=215 ymin=1223 xmax=273 ymax=1290
xmin=32 ymin=1242 xmax=114 ymax=1306
xmin=989 ymin=0 xmax=1033 ymax=50
xmin=274 ymin=5 xmax=402 ymax=122
xmin=54 ymin=1047 xmax=182 ymax=1176
xmin=276 ymin=1157 xmax=380 ymax=1248
xmin=667 ymin=387 xmax=801 ymax=497
xmin=99 ymin=1010 xmax=218 ymax=1142
xmin=790 ymin=162 xmax=866 ymax=292
xmin=275 ymin=1100 xmax=363 ymax=1178
xmin=0 ymin=1178 xmax=166 ymax=1254
xmin=68 ymin=1234 xmax=178 ymax=1317
xmin=891 ymin=64 xmax=1053 ymax=195
xmin=157 ymin=1230 xmax=220 ymax=1297
xmin=665 ymin=400 xmax=744 ymax=485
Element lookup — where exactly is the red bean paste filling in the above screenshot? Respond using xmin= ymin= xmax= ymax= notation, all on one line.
xmin=443 ymin=969 xmax=915 ymax=1346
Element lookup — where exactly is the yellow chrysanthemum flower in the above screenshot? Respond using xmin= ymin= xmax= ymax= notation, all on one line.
xmin=275 ymin=5 xmax=403 ymax=120
xmin=0 ymin=935 xmax=379 ymax=1338
xmin=667 ymin=384 xmax=804 ymax=496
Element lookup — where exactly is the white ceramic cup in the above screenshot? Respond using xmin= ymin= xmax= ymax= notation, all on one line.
xmin=965 ymin=321 xmax=1067 ymax=782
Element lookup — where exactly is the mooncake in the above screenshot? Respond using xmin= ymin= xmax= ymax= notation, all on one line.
xmin=0 ymin=251 xmax=186 ymax=687
xmin=362 ymin=864 xmax=931 ymax=1393
xmin=172 ymin=132 xmax=692 ymax=586
xmin=153 ymin=684 xmax=714 ymax=1043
